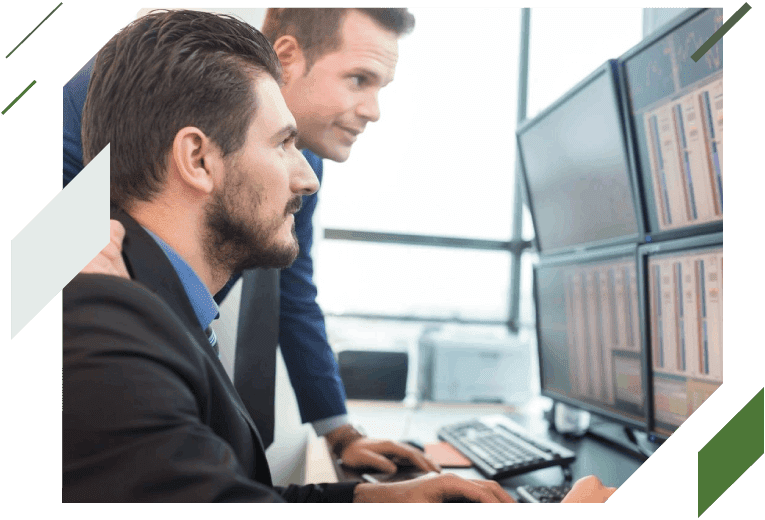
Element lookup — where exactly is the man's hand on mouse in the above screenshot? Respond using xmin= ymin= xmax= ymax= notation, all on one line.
xmin=326 ymin=424 xmax=441 ymax=474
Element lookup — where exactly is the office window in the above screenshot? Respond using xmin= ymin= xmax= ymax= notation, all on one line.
xmin=315 ymin=241 xmax=511 ymax=321
xmin=318 ymin=8 xmax=521 ymax=241
xmin=527 ymin=8 xmax=643 ymax=118
xmin=314 ymin=7 xmax=522 ymax=324
xmin=519 ymin=250 xmax=539 ymax=328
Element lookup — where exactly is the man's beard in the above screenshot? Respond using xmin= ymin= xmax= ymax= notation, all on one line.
xmin=203 ymin=170 xmax=301 ymax=277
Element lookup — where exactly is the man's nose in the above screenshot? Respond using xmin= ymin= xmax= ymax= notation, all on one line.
xmin=357 ymin=91 xmax=381 ymax=123
xmin=292 ymin=152 xmax=319 ymax=196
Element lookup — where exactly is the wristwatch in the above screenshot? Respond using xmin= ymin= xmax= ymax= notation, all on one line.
xmin=332 ymin=423 xmax=366 ymax=460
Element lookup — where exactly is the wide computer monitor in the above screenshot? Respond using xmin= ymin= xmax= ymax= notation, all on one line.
xmin=619 ymin=8 xmax=723 ymax=241
xmin=517 ymin=60 xmax=642 ymax=256
xmin=639 ymin=233 xmax=723 ymax=439
xmin=534 ymin=245 xmax=649 ymax=430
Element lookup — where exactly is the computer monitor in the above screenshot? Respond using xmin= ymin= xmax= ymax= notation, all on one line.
xmin=517 ymin=60 xmax=642 ymax=256
xmin=619 ymin=8 xmax=723 ymax=241
xmin=534 ymin=245 xmax=649 ymax=430
xmin=639 ymin=233 xmax=723 ymax=439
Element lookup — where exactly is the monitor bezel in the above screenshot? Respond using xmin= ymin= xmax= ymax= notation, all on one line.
xmin=533 ymin=243 xmax=650 ymax=431
xmin=637 ymin=231 xmax=723 ymax=441
xmin=516 ymin=59 xmax=645 ymax=257
xmin=617 ymin=8 xmax=723 ymax=243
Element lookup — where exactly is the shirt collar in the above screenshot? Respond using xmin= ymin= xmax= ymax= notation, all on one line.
xmin=143 ymin=228 xmax=220 ymax=331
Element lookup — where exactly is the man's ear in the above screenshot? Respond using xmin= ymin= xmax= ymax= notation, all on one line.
xmin=171 ymin=127 xmax=222 ymax=195
xmin=273 ymin=35 xmax=306 ymax=84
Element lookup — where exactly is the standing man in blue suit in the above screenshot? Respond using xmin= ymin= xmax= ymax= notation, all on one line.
xmin=63 ymin=8 xmax=438 ymax=474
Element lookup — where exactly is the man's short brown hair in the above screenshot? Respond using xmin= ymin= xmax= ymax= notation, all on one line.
xmin=82 ymin=10 xmax=282 ymax=209
xmin=262 ymin=8 xmax=415 ymax=72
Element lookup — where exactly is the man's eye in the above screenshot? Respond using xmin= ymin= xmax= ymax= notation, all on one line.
xmin=352 ymin=75 xmax=366 ymax=87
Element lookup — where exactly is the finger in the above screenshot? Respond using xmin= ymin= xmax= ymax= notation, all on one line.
xmin=474 ymin=480 xmax=515 ymax=503
xmin=382 ymin=442 xmax=441 ymax=473
xmin=350 ymin=450 xmax=398 ymax=474
xmin=423 ymin=453 xmax=442 ymax=473
xmin=398 ymin=448 xmax=441 ymax=473
xmin=457 ymin=486 xmax=499 ymax=503
xmin=443 ymin=479 xmax=500 ymax=503
xmin=110 ymin=220 xmax=126 ymax=244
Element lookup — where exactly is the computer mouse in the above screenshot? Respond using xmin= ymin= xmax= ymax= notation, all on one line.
xmin=404 ymin=439 xmax=425 ymax=452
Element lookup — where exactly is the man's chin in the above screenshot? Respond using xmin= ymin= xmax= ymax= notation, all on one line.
xmin=330 ymin=146 xmax=352 ymax=163
xmin=233 ymin=247 xmax=297 ymax=273
xmin=314 ymin=142 xmax=352 ymax=163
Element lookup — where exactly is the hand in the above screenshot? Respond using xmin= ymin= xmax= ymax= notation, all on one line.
xmin=328 ymin=427 xmax=441 ymax=474
xmin=353 ymin=472 xmax=516 ymax=503
xmin=81 ymin=220 xmax=130 ymax=279
xmin=561 ymin=475 xmax=617 ymax=503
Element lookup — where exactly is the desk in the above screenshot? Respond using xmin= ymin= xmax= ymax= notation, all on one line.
xmin=306 ymin=398 xmax=645 ymax=496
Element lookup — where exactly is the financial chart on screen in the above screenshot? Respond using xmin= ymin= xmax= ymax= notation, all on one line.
xmin=623 ymin=8 xmax=723 ymax=234
xmin=535 ymin=249 xmax=647 ymax=427
xmin=645 ymin=240 xmax=722 ymax=436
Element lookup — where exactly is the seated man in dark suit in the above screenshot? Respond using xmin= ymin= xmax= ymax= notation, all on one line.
xmin=63 ymin=9 xmax=517 ymax=503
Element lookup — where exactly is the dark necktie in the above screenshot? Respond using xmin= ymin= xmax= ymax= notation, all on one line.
xmin=233 ymin=268 xmax=280 ymax=450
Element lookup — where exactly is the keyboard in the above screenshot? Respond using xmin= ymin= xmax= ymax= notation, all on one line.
xmin=516 ymin=484 xmax=571 ymax=503
xmin=437 ymin=414 xmax=576 ymax=480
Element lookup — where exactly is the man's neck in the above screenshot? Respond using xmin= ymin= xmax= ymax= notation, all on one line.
xmin=128 ymin=202 xmax=229 ymax=295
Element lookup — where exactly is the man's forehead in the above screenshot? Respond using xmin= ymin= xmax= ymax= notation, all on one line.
xmin=333 ymin=11 xmax=400 ymax=79
xmin=250 ymin=76 xmax=296 ymax=138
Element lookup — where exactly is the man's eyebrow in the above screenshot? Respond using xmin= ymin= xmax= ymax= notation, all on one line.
xmin=273 ymin=124 xmax=298 ymax=141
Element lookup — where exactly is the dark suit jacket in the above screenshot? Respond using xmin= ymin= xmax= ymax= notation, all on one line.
xmin=62 ymin=210 xmax=357 ymax=502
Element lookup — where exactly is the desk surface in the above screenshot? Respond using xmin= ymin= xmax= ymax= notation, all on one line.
xmin=306 ymin=399 xmax=645 ymax=493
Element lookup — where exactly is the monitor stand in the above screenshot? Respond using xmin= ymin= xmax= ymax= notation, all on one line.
xmin=586 ymin=422 xmax=661 ymax=460
xmin=545 ymin=402 xmax=662 ymax=460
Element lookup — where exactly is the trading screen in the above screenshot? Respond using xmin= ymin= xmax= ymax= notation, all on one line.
xmin=537 ymin=255 xmax=646 ymax=424
xmin=648 ymin=245 xmax=722 ymax=435
xmin=624 ymin=8 xmax=723 ymax=233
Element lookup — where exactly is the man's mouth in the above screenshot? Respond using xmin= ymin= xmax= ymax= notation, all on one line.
xmin=338 ymin=125 xmax=363 ymax=140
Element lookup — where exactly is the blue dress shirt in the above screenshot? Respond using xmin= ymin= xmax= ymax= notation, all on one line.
xmin=143 ymin=228 xmax=220 ymax=341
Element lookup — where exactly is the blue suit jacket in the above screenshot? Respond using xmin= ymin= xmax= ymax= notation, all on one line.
xmin=63 ymin=58 xmax=347 ymax=426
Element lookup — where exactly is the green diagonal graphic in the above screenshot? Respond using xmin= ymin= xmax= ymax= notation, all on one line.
xmin=6 ymin=2 xmax=64 ymax=59
xmin=2 ymin=80 xmax=36 ymax=115
xmin=698 ymin=388 xmax=764 ymax=516
xmin=692 ymin=3 xmax=751 ymax=62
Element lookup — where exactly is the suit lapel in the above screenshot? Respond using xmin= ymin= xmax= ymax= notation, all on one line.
xmin=110 ymin=208 xmax=271 ymax=460
xmin=111 ymin=209 xmax=208 ymax=346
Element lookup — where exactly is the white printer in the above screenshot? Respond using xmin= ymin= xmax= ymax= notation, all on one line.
xmin=417 ymin=326 xmax=537 ymax=404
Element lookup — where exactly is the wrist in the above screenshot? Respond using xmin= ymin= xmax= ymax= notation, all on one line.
xmin=326 ymin=424 xmax=365 ymax=459
xmin=353 ymin=483 xmax=377 ymax=503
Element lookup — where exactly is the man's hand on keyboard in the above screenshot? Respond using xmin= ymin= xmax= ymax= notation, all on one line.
xmin=560 ymin=475 xmax=617 ymax=503
xmin=353 ymin=472 xmax=516 ymax=503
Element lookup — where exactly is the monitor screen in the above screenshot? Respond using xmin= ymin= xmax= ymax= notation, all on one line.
xmin=621 ymin=8 xmax=723 ymax=236
xmin=535 ymin=248 xmax=647 ymax=428
xmin=518 ymin=61 xmax=640 ymax=255
xmin=643 ymin=236 xmax=723 ymax=437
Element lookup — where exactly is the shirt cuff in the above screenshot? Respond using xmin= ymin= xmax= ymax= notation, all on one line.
xmin=312 ymin=414 xmax=350 ymax=437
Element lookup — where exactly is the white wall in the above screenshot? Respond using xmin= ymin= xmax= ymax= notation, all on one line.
xmin=643 ymin=8 xmax=687 ymax=38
